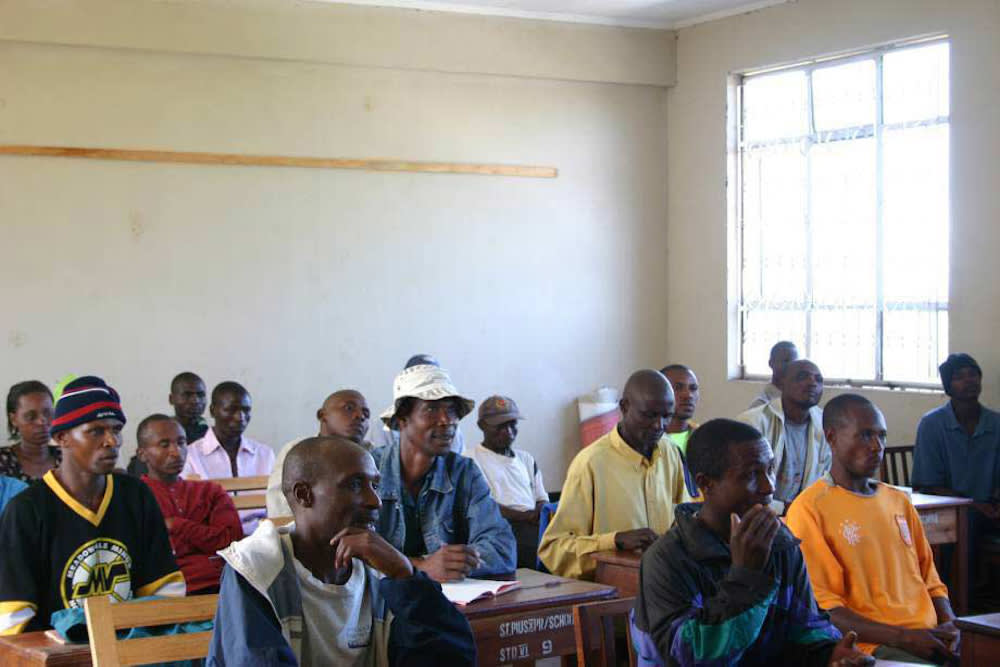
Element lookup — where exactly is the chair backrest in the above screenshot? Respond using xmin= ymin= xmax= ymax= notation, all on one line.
xmin=232 ymin=493 xmax=268 ymax=511
xmin=208 ymin=475 xmax=269 ymax=511
xmin=536 ymin=501 xmax=559 ymax=572
xmin=880 ymin=445 xmax=914 ymax=487
xmin=212 ymin=475 xmax=269 ymax=493
xmin=84 ymin=594 xmax=218 ymax=666
xmin=573 ymin=596 xmax=637 ymax=667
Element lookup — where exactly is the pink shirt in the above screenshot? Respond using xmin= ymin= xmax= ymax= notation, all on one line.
xmin=181 ymin=428 xmax=275 ymax=535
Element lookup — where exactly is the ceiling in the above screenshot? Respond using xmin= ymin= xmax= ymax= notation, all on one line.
xmin=313 ymin=0 xmax=790 ymax=29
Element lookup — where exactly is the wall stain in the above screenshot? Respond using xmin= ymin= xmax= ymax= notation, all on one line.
xmin=364 ymin=96 xmax=375 ymax=112
xmin=129 ymin=211 xmax=145 ymax=240
xmin=8 ymin=330 xmax=25 ymax=348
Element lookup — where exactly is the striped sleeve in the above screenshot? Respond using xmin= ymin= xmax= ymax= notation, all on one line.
xmin=0 ymin=602 xmax=36 ymax=635
xmin=670 ymin=586 xmax=777 ymax=664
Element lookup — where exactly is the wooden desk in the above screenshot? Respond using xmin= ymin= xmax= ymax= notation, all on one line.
xmin=956 ymin=613 xmax=1000 ymax=666
xmin=911 ymin=491 xmax=973 ymax=614
xmin=593 ymin=550 xmax=641 ymax=598
xmin=461 ymin=568 xmax=617 ymax=666
xmin=0 ymin=632 xmax=90 ymax=667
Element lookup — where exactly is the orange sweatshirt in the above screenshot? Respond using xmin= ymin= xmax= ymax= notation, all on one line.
xmin=786 ymin=477 xmax=948 ymax=655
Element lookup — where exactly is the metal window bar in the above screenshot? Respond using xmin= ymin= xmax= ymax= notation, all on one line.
xmin=736 ymin=36 xmax=949 ymax=386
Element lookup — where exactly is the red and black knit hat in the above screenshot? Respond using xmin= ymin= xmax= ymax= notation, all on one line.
xmin=50 ymin=376 xmax=127 ymax=436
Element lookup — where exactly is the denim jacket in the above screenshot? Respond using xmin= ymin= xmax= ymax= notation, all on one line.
xmin=372 ymin=442 xmax=516 ymax=577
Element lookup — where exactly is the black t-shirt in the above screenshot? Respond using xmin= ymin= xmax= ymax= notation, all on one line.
xmin=0 ymin=472 xmax=183 ymax=633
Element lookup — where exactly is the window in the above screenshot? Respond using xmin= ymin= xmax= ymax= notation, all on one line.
xmin=735 ymin=38 xmax=950 ymax=387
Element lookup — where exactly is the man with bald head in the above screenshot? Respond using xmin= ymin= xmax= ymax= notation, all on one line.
xmin=266 ymin=389 xmax=372 ymax=517
xmin=209 ymin=436 xmax=475 ymax=666
xmin=738 ymin=359 xmax=831 ymax=514
xmin=750 ymin=341 xmax=799 ymax=409
xmin=539 ymin=369 xmax=690 ymax=579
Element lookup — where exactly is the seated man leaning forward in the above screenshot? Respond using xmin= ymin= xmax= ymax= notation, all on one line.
xmin=737 ymin=359 xmax=831 ymax=514
xmin=467 ymin=395 xmax=549 ymax=569
xmin=787 ymin=395 xmax=959 ymax=666
xmin=632 ymin=419 xmax=873 ymax=667
xmin=0 ymin=376 xmax=185 ymax=635
xmin=267 ymin=389 xmax=372 ymax=518
xmin=209 ymin=436 xmax=476 ymax=666
xmin=137 ymin=414 xmax=244 ymax=595
xmin=372 ymin=365 xmax=516 ymax=581
xmin=539 ymin=369 xmax=690 ymax=580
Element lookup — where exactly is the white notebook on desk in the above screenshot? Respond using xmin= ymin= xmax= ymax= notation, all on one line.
xmin=440 ymin=578 xmax=521 ymax=606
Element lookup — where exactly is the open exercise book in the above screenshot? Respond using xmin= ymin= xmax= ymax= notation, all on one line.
xmin=440 ymin=578 xmax=521 ymax=606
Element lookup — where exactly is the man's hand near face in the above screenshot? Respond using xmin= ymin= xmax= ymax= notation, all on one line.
xmin=412 ymin=545 xmax=482 ymax=582
xmin=730 ymin=504 xmax=780 ymax=571
xmin=330 ymin=527 xmax=414 ymax=580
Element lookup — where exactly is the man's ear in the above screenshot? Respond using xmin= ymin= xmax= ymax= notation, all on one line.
xmin=52 ymin=430 xmax=69 ymax=449
xmin=316 ymin=408 xmax=324 ymax=423
xmin=618 ymin=398 xmax=629 ymax=417
xmin=136 ymin=446 xmax=148 ymax=464
xmin=291 ymin=480 xmax=314 ymax=509
xmin=208 ymin=403 xmax=219 ymax=420
xmin=694 ymin=472 xmax=711 ymax=498
xmin=823 ymin=427 xmax=837 ymax=450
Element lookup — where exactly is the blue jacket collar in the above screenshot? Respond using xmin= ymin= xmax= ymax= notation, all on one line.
xmin=378 ymin=440 xmax=454 ymax=500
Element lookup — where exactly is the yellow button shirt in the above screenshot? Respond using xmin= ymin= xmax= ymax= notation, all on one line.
xmin=538 ymin=427 xmax=690 ymax=580
xmin=786 ymin=477 xmax=949 ymax=655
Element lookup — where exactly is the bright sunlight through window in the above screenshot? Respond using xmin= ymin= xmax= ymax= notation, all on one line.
xmin=736 ymin=38 xmax=950 ymax=387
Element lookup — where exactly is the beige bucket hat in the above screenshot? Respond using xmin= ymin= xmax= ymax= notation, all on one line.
xmin=379 ymin=364 xmax=475 ymax=426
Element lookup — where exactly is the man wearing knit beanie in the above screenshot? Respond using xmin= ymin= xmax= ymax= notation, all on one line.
xmin=913 ymin=354 xmax=1000 ymax=603
xmin=0 ymin=376 xmax=186 ymax=635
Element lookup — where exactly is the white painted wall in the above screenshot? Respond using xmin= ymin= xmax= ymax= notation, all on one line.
xmin=0 ymin=1 xmax=673 ymax=487
xmin=665 ymin=0 xmax=1000 ymax=442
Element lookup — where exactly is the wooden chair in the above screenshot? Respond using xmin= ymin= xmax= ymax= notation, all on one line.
xmin=232 ymin=493 xmax=268 ymax=511
xmin=84 ymin=594 xmax=218 ymax=666
xmin=880 ymin=445 xmax=914 ymax=487
xmin=213 ymin=475 xmax=269 ymax=493
xmin=573 ymin=596 xmax=637 ymax=667
xmin=203 ymin=475 xmax=269 ymax=512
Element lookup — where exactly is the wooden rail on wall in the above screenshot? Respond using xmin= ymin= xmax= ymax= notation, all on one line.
xmin=0 ymin=144 xmax=558 ymax=178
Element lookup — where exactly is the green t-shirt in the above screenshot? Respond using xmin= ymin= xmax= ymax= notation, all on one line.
xmin=666 ymin=429 xmax=692 ymax=455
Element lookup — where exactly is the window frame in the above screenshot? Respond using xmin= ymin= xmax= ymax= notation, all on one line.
xmin=733 ymin=35 xmax=950 ymax=391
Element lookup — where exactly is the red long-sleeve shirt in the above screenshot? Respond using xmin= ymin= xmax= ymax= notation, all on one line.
xmin=142 ymin=475 xmax=244 ymax=592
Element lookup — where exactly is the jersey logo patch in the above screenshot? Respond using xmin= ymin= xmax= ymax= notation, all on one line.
xmin=61 ymin=539 xmax=134 ymax=608
xmin=840 ymin=520 xmax=862 ymax=546
xmin=895 ymin=514 xmax=913 ymax=546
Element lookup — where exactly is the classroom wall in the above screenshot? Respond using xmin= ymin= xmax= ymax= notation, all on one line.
xmin=665 ymin=0 xmax=1000 ymax=442
xmin=0 ymin=0 xmax=675 ymax=486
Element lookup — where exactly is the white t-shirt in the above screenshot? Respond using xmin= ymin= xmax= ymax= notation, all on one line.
xmin=292 ymin=552 xmax=375 ymax=667
xmin=776 ymin=420 xmax=809 ymax=505
xmin=466 ymin=444 xmax=549 ymax=512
